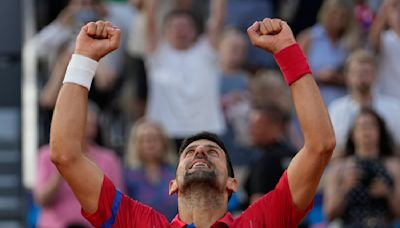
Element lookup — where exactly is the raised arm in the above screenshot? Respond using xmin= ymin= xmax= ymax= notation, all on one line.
xmin=207 ymin=0 xmax=226 ymax=49
xmin=369 ymin=0 xmax=389 ymax=52
xmin=50 ymin=21 xmax=120 ymax=214
xmin=248 ymin=19 xmax=335 ymax=210
xmin=145 ymin=0 xmax=158 ymax=53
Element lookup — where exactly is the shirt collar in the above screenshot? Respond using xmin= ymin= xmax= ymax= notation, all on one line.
xmin=171 ymin=212 xmax=234 ymax=228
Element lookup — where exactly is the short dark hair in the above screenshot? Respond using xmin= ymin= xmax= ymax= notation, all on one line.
xmin=163 ymin=9 xmax=203 ymax=34
xmin=178 ymin=132 xmax=235 ymax=178
xmin=345 ymin=107 xmax=394 ymax=157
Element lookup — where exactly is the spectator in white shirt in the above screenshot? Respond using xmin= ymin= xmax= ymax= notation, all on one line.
xmin=329 ymin=49 xmax=400 ymax=155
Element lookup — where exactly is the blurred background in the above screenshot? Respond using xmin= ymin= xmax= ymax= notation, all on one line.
xmin=3 ymin=0 xmax=400 ymax=227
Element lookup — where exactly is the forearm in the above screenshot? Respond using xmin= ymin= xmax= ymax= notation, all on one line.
xmin=50 ymin=72 xmax=104 ymax=214
xmin=324 ymin=184 xmax=348 ymax=220
xmin=33 ymin=21 xmax=72 ymax=58
xmin=145 ymin=0 xmax=158 ymax=53
xmin=40 ymin=49 xmax=71 ymax=109
xmin=291 ymin=75 xmax=335 ymax=157
xmin=287 ymin=75 xmax=335 ymax=209
xmin=50 ymin=83 xmax=88 ymax=163
xmin=208 ymin=0 xmax=226 ymax=47
xmin=369 ymin=14 xmax=386 ymax=52
xmin=388 ymin=185 xmax=400 ymax=217
xmin=35 ymin=174 xmax=63 ymax=207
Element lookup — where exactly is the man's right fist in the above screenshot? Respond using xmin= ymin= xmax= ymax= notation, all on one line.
xmin=247 ymin=18 xmax=296 ymax=54
xmin=75 ymin=21 xmax=121 ymax=61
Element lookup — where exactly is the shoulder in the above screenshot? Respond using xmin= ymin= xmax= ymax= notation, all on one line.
xmin=375 ymin=94 xmax=400 ymax=108
xmin=194 ymin=36 xmax=217 ymax=54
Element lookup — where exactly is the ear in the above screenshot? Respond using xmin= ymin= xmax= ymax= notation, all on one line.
xmin=169 ymin=179 xmax=178 ymax=195
xmin=226 ymin=177 xmax=238 ymax=193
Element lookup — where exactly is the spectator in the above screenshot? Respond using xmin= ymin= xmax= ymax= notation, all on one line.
xmin=218 ymin=28 xmax=251 ymax=166
xmin=144 ymin=0 xmax=226 ymax=148
xmin=324 ymin=108 xmax=400 ymax=227
xmin=244 ymin=104 xmax=295 ymax=205
xmin=120 ymin=0 xmax=175 ymax=121
xmin=297 ymin=0 xmax=356 ymax=105
xmin=225 ymin=0 xmax=275 ymax=69
xmin=329 ymin=49 xmax=400 ymax=154
xmin=34 ymin=0 xmax=129 ymax=144
xmin=123 ymin=119 xmax=178 ymax=220
xmin=34 ymin=0 xmax=131 ymax=106
xmin=247 ymin=70 xmax=301 ymax=148
xmin=33 ymin=102 xmax=123 ymax=228
xmin=369 ymin=0 xmax=400 ymax=100
xmin=247 ymin=70 xmax=292 ymax=113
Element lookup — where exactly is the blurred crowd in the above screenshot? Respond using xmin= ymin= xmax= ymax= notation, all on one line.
xmin=28 ymin=0 xmax=400 ymax=227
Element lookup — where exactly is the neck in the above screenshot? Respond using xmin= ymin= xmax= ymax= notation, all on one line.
xmin=351 ymin=90 xmax=373 ymax=106
xmin=220 ymin=60 xmax=240 ymax=75
xmin=356 ymin=145 xmax=379 ymax=159
xmin=178 ymin=185 xmax=227 ymax=228
xmin=393 ymin=27 xmax=400 ymax=37
xmin=326 ymin=28 xmax=341 ymax=43
xmin=143 ymin=162 xmax=162 ymax=184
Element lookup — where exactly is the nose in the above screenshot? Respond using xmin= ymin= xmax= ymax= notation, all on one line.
xmin=194 ymin=146 xmax=207 ymax=158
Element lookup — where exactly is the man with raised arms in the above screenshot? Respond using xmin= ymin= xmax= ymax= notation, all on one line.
xmin=50 ymin=18 xmax=335 ymax=227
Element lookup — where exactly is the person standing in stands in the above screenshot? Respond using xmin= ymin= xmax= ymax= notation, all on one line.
xmin=143 ymin=0 xmax=226 ymax=148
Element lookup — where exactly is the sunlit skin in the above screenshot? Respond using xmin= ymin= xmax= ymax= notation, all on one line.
xmin=169 ymin=139 xmax=237 ymax=197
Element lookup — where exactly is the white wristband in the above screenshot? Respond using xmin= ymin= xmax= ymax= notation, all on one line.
xmin=63 ymin=54 xmax=99 ymax=90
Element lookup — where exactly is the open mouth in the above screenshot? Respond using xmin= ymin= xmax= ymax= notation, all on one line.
xmin=189 ymin=160 xmax=210 ymax=169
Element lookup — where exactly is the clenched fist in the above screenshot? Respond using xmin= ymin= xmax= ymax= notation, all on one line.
xmin=75 ymin=21 xmax=121 ymax=61
xmin=247 ymin=18 xmax=296 ymax=54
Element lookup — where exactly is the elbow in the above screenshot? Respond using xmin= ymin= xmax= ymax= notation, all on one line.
xmin=49 ymin=137 xmax=80 ymax=166
xmin=306 ymin=135 xmax=336 ymax=160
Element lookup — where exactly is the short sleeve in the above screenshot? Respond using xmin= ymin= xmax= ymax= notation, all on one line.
xmin=82 ymin=175 xmax=171 ymax=228
xmin=81 ymin=176 xmax=118 ymax=227
xmin=239 ymin=171 xmax=313 ymax=227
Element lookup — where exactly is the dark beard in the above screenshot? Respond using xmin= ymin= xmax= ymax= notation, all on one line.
xmin=181 ymin=169 xmax=218 ymax=193
xmin=358 ymin=83 xmax=371 ymax=95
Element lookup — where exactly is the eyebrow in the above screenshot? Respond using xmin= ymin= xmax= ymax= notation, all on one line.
xmin=185 ymin=144 xmax=223 ymax=152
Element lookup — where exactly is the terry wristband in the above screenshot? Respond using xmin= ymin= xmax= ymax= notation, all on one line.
xmin=63 ymin=54 xmax=99 ymax=90
xmin=274 ymin=43 xmax=312 ymax=85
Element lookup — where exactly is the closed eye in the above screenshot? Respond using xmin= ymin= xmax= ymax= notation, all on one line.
xmin=208 ymin=149 xmax=219 ymax=157
xmin=185 ymin=149 xmax=195 ymax=157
